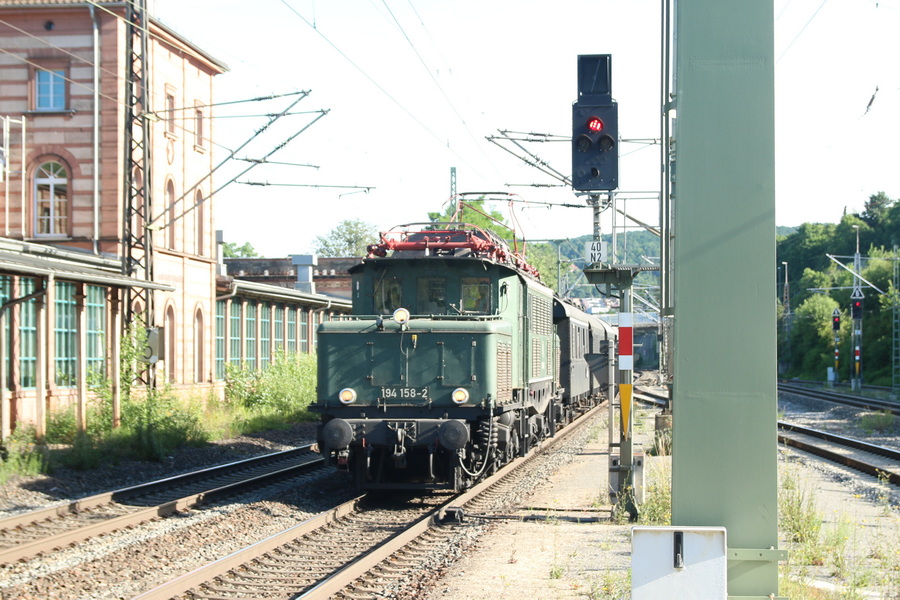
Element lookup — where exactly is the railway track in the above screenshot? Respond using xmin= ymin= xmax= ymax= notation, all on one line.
xmin=0 ymin=445 xmax=324 ymax=565
xmin=133 ymin=402 xmax=607 ymax=600
xmin=778 ymin=422 xmax=900 ymax=485
xmin=778 ymin=382 xmax=900 ymax=415
xmin=635 ymin=385 xmax=899 ymax=485
xmin=638 ymin=382 xmax=900 ymax=415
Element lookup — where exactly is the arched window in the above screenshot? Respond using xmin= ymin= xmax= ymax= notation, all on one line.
xmin=165 ymin=305 xmax=176 ymax=383
xmin=194 ymin=308 xmax=204 ymax=383
xmin=165 ymin=180 xmax=176 ymax=250
xmin=195 ymin=190 xmax=205 ymax=256
xmin=34 ymin=161 xmax=68 ymax=236
xmin=131 ymin=300 xmax=144 ymax=323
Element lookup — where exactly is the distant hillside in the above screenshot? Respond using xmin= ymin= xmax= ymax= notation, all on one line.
xmin=777 ymin=225 xmax=798 ymax=237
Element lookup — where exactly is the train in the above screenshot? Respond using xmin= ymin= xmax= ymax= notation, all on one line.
xmin=310 ymin=223 xmax=616 ymax=491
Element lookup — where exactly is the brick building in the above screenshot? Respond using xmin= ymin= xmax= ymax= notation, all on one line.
xmin=224 ymin=256 xmax=358 ymax=299
xmin=0 ymin=1 xmax=348 ymax=440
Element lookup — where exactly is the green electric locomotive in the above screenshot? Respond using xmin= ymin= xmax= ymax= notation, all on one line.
xmin=311 ymin=223 xmax=611 ymax=491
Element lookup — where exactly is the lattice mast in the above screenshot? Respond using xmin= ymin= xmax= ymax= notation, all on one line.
xmin=893 ymin=247 xmax=899 ymax=397
xmin=121 ymin=0 xmax=155 ymax=382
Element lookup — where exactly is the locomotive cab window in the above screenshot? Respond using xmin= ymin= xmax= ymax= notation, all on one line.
xmin=461 ymin=278 xmax=491 ymax=314
xmin=374 ymin=276 xmax=402 ymax=314
xmin=417 ymin=278 xmax=447 ymax=314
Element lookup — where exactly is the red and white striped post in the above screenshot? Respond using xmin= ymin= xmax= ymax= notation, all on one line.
xmin=618 ymin=311 xmax=634 ymax=441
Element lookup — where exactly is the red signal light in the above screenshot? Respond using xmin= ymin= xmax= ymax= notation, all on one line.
xmin=587 ymin=116 xmax=604 ymax=132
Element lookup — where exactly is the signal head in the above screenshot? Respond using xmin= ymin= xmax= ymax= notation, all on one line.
xmin=587 ymin=116 xmax=604 ymax=132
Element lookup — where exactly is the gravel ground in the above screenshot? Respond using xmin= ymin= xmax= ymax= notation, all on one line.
xmin=0 ymin=423 xmax=319 ymax=518
xmin=780 ymin=391 xmax=900 ymax=507
xmin=0 ymin=422 xmax=366 ymax=600
xmin=2 ymin=391 xmax=900 ymax=599
xmin=414 ymin=392 xmax=900 ymax=599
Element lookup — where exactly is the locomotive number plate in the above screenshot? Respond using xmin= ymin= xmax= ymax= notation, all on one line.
xmin=381 ymin=387 xmax=428 ymax=400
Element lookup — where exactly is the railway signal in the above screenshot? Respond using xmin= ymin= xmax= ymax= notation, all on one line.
xmin=851 ymin=298 xmax=863 ymax=319
xmin=572 ymin=104 xmax=618 ymax=190
xmin=572 ymin=54 xmax=618 ymax=192
xmin=832 ymin=312 xmax=840 ymax=331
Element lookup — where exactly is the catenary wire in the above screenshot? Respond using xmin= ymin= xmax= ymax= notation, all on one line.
xmin=377 ymin=0 xmax=504 ymax=179
xmin=777 ymin=0 xmax=829 ymax=62
xmin=278 ymin=0 xmax=495 ymax=183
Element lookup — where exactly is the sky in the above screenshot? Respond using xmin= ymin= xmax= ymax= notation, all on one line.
xmin=152 ymin=0 xmax=900 ymax=258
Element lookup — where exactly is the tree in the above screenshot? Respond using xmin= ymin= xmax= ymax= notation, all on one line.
xmin=861 ymin=191 xmax=892 ymax=226
xmin=314 ymin=219 xmax=379 ymax=257
xmin=523 ymin=242 xmax=561 ymax=292
xmin=788 ymin=293 xmax=839 ymax=379
xmin=426 ymin=199 xmax=564 ymax=285
xmin=427 ymin=199 xmax=515 ymax=242
xmin=222 ymin=241 xmax=260 ymax=258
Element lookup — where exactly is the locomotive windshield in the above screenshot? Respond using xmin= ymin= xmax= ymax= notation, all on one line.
xmin=417 ymin=278 xmax=447 ymax=314
xmin=461 ymin=277 xmax=491 ymax=313
xmin=368 ymin=268 xmax=495 ymax=316
xmin=374 ymin=276 xmax=402 ymax=314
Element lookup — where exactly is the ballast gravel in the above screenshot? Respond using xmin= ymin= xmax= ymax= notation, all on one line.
xmin=2 ymin=391 xmax=899 ymax=600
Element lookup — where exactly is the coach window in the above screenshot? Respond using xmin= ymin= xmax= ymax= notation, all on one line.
xmin=461 ymin=278 xmax=491 ymax=314
xmin=374 ymin=276 xmax=402 ymax=314
xmin=34 ymin=161 xmax=69 ymax=237
xmin=417 ymin=278 xmax=446 ymax=314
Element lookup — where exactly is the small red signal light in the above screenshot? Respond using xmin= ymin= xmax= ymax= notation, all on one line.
xmin=587 ymin=116 xmax=604 ymax=132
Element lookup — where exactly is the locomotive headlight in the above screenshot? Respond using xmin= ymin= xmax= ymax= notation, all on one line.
xmin=393 ymin=307 xmax=411 ymax=324
xmin=338 ymin=388 xmax=357 ymax=404
xmin=451 ymin=387 xmax=469 ymax=405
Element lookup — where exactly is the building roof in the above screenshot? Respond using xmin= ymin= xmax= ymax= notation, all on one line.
xmin=216 ymin=276 xmax=351 ymax=310
xmin=0 ymin=0 xmax=229 ymax=72
xmin=0 ymin=238 xmax=174 ymax=290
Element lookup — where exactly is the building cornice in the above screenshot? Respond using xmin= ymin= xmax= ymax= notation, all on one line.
xmin=0 ymin=1 xmax=229 ymax=73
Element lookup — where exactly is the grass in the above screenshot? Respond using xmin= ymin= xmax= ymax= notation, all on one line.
xmin=637 ymin=459 xmax=671 ymax=526
xmin=859 ymin=410 xmax=895 ymax=434
xmin=583 ymin=570 xmax=631 ymax=599
xmin=592 ymin=432 xmax=899 ymax=598
xmin=0 ymin=346 xmax=319 ymax=478
xmin=778 ymin=465 xmax=900 ymax=599
xmin=0 ymin=425 xmax=48 ymax=484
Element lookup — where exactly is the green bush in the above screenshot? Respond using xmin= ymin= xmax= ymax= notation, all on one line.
xmin=859 ymin=410 xmax=894 ymax=433
xmin=46 ymin=406 xmax=78 ymax=444
xmin=48 ymin=323 xmax=210 ymax=466
xmin=0 ymin=425 xmax=49 ymax=483
xmin=225 ymin=351 xmax=317 ymax=419
xmin=5 ymin=330 xmax=317 ymax=478
xmin=121 ymin=387 xmax=209 ymax=461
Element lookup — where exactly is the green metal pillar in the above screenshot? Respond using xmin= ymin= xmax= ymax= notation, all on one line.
xmin=671 ymin=0 xmax=782 ymax=597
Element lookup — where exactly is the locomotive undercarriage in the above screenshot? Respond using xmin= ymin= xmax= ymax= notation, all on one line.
xmin=330 ymin=408 xmax=523 ymax=491
xmin=321 ymin=388 xmax=600 ymax=491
